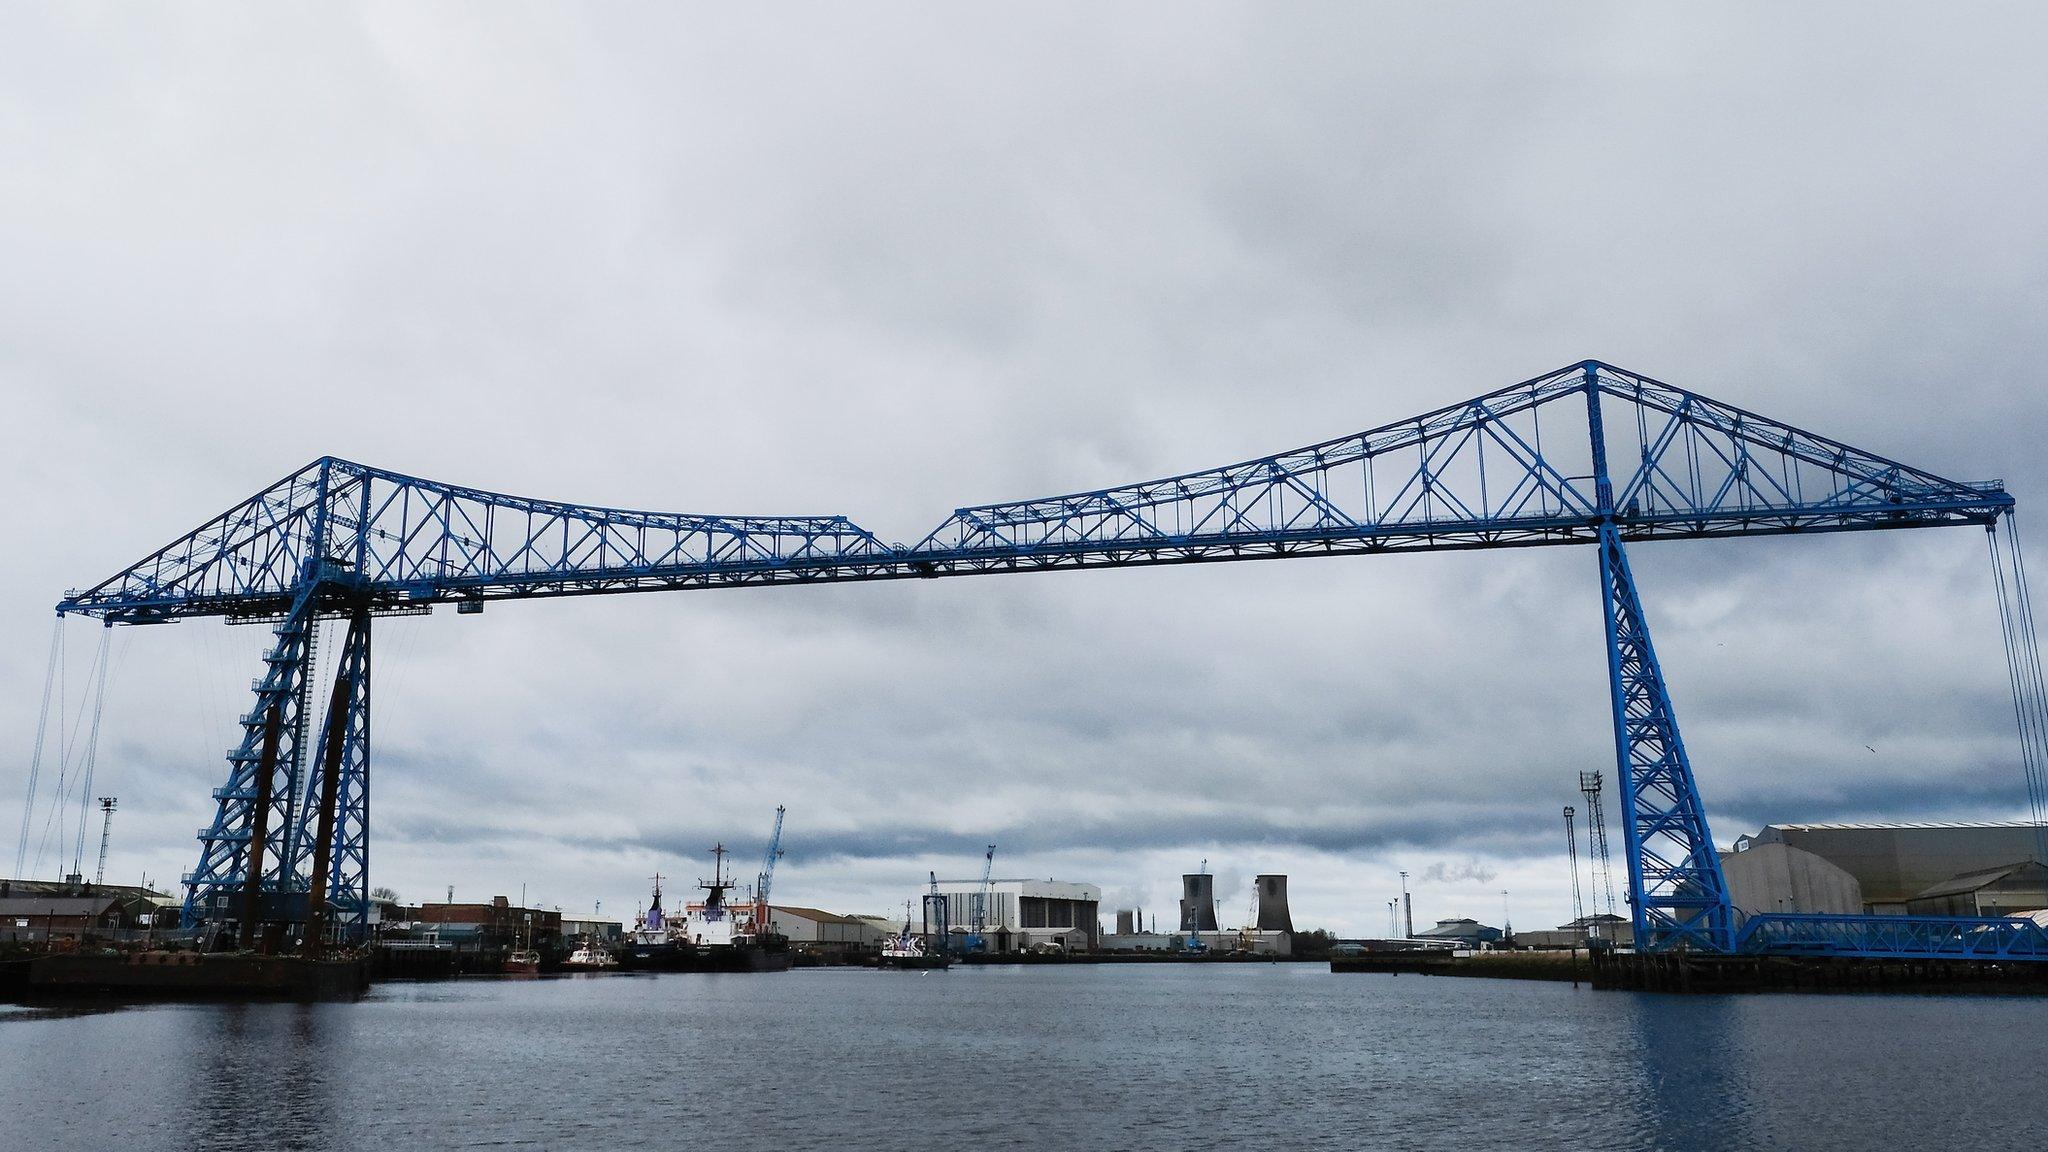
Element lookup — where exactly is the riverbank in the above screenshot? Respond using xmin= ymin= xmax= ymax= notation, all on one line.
xmin=1331 ymin=950 xmax=1586 ymax=982
xmin=1330 ymin=948 xmax=2048 ymax=994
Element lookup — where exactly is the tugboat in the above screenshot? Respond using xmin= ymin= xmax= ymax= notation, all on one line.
xmin=680 ymin=844 xmax=793 ymax=973
xmin=879 ymin=901 xmax=953 ymax=970
xmin=561 ymin=940 xmax=619 ymax=971
xmin=617 ymin=874 xmax=696 ymax=971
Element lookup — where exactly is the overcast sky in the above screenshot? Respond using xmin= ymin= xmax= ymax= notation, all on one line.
xmin=3 ymin=4 xmax=2046 ymax=937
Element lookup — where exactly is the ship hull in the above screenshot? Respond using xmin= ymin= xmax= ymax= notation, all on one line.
xmin=616 ymin=941 xmax=697 ymax=972
xmin=686 ymin=942 xmax=793 ymax=972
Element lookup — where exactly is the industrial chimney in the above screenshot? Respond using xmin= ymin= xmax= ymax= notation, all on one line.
xmin=1254 ymin=874 xmax=1294 ymax=933
xmin=1179 ymin=872 xmax=1218 ymax=932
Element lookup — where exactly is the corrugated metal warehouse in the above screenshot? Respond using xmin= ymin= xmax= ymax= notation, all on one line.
xmin=1718 ymin=841 xmax=1863 ymax=916
xmin=1747 ymin=822 xmax=2047 ymax=914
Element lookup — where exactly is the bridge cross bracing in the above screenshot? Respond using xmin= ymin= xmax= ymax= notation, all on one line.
xmin=48 ymin=360 xmax=2048 ymax=960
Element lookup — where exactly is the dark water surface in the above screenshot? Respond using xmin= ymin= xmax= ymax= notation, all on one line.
xmin=5 ymin=964 xmax=2045 ymax=1150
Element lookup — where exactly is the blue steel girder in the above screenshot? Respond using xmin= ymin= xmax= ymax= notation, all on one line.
xmin=1594 ymin=524 xmax=1736 ymax=953
xmin=56 ymin=362 xmax=2009 ymax=625
xmin=1738 ymin=913 xmax=2048 ymax=960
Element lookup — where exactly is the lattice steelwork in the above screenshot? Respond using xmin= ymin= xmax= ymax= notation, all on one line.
xmin=1739 ymin=913 xmax=2048 ymax=960
xmin=54 ymin=361 xmax=2035 ymax=959
xmin=1596 ymin=525 xmax=1735 ymax=952
xmin=289 ymin=608 xmax=371 ymax=942
xmin=180 ymin=586 xmax=321 ymax=934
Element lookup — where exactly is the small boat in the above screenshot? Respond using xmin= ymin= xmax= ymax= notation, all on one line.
xmin=502 ymin=948 xmax=541 ymax=975
xmin=879 ymin=903 xmax=952 ymax=970
xmin=562 ymin=942 xmax=618 ymax=971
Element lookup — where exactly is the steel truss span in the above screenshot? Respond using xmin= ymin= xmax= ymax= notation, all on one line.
xmin=52 ymin=361 xmax=2040 ymax=959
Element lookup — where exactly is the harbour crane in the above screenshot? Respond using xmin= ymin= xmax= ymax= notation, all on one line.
xmin=964 ymin=843 xmax=996 ymax=952
xmin=42 ymin=360 xmax=2048 ymax=962
xmin=753 ymin=805 xmax=785 ymax=933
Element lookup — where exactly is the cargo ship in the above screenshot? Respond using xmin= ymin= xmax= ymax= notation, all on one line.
xmin=679 ymin=844 xmax=792 ymax=973
xmin=618 ymin=874 xmax=696 ymax=971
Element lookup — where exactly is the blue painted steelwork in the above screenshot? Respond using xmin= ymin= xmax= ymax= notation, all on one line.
xmin=179 ymin=585 xmax=321 ymax=934
xmin=1594 ymin=524 xmax=1736 ymax=952
xmin=291 ymin=608 xmax=371 ymax=942
xmin=1738 ymin=912 xmax=2048 ymax=960
xmin=52 ymin=361 xmax=2028 ymax=956
xmin=57 ymin=363 xmax=2007 ymax=624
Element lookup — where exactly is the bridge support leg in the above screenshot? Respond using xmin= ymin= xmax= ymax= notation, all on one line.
xmin=295 ymin=607 xmax=371 ymax=949
xmin=181 ymin=588 xmax=321 ymax=937
xmin=1596 ymin=525 xmax=1735 ymax=953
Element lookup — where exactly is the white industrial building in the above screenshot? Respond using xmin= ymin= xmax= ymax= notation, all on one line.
xmin=1099 ymin=929 xmax=1292 ymax=955
xmin=1745 ymin=821 xmax=2047 ymax=914
xmin=923 ymin=878 xmax=1101 ymax=952
xmin=767 ymin=905 xmax=887 ymax=958
xmin=1718 ymin=840 xmax=1863 ymax=917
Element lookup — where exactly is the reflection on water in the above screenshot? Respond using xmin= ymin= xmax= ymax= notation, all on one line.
xmin=1625 ymin=993 xmax=1760 ymax=1148
xmin=4 ymin=967 xmax=2044 ymax=1151
xmin=172 ymin=1005 xmax=337 ymax=1151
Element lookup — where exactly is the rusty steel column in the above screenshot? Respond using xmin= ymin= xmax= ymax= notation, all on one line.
xmin=237 ymin=704 xmax=284 ymax=951
xmin=301 ymin=624 xmax=356 ymax=958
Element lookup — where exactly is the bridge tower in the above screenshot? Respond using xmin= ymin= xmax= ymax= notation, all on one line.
xmin=1585 ymin=365 xmax=1735 ymax=953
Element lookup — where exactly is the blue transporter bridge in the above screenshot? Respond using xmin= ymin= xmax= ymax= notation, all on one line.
xmin=52 ymin=362 xmax=2048 ymax=960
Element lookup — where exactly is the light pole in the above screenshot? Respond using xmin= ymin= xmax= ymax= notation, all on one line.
xmin=1399 ymin=870 xmax=1411 ymax=939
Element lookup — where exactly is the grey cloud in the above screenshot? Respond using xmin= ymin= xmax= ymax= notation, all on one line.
xmin=4 ymin=4 xmax=2048 ymax=936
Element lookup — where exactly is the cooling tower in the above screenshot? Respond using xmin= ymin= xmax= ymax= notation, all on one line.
xmin=1254 ymin=874 xmax=1294 ymax=933
xmin=1115 ymin=909 xmax=1136 ymax=935
xmin=1179 ymin=873 xmax=1218 ymax=932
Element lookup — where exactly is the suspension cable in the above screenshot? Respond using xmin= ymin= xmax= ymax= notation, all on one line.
xmin=12 ymin=618 xmax=62 ymax=879
xmin=69 ymin=627 xmax=114 ymax=880
xmin=2004 ymin=516 xmax=2048 ymax=861
xmin=32 ymin=619 xmax=75 ymax=876
xmin=1989 ymin=517 xmax=2048 ymax=865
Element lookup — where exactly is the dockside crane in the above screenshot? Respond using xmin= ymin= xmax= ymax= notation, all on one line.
xmin=753 ymin=805 xmax=785 ymax=934
xmin=965 ymin=843 xmax=996 ymax=952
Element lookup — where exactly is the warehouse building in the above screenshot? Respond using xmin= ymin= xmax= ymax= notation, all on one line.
xmin=1718 ymin=840 xmax=1863 ymax=916
xmin=1745 ymin=821 xmax=2046 ymax=913
xmin=560 ymin=914 xmax=623 ymax=945
xmin=768 ymin=905 xmax=887 ymax=959
xmin=1904 ymin=861 xmax=2048 ymax=918
xmin=386 ymin=896 xmax=562 ymax=955
xmin=922 ymin=878 xmax=1100 ymax=952
xmin=1513 ymin=915 xmax=1633 ymax=950
xmin=1098 ymin=928 xmax=1292 ymax=955
xmin=1414 ymin=918 xmax=1503 ymax=947
xmin=0 ymin=879 xmax=175 ymax=945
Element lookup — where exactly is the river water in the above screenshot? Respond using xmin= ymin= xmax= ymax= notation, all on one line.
xmin=4 ymin=964 xmax=2044 ymax=1150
